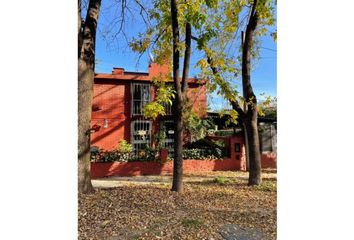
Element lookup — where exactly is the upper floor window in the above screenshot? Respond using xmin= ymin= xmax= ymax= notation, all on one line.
xmin=132 ymin=83 xmax=151 ymax=115
xmin=163 ymin=102 xmax=173 ymax=115
xmin=163 ymin=83 xmax=175 ymax=115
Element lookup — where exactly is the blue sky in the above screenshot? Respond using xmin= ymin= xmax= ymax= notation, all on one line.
xmin=94 ymin=1 xmax=276 ymax=111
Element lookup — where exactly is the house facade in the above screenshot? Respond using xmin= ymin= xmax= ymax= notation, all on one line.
xmin=90 ymin=62 xmax=207 ymax=154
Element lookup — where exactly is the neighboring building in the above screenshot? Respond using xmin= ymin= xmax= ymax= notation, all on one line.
xmin=90 ymin=62 xmax=207 ymax=154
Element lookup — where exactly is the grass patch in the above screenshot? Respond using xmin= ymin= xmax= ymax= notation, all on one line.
xmin=254 ymin=181 xmax=276 ymax=192
xmin=212 ymin=177 xmax=231 ymax=185
xmin=181 ymin=218 xmax=204 ymax=228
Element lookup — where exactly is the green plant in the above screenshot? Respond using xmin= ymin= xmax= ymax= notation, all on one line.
xmin=214 ymin=128 xmax=243 ymax=137
xmin=183 ymin=110 xmax=215 ymax=142
xmin=156 ymin=129 xmax=166 ymax=149
xmin=181 ymin=218 xmax=204 ymax=228
xmin=129 ymin=144 xmax=157 ymax=162
xmin=184 ymin=138 xmax=225 ymax=158
xmin=182 ymin=148 xmax=220 ymax=160
xmin=213 ymin=177 xmax=231 ymax=185
xmin=101 ymin=151 xmax=120 ymax=162
xmin=90 ymin=146 xmax=101 ymax=162
xmin=254 ymin=181 xmax=276 ymax=192
xmin=117 ymin=140 xmax=133 ymax=153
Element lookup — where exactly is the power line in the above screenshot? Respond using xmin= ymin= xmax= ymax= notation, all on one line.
xmin=260 ymin=47 xmax=277 ymax=52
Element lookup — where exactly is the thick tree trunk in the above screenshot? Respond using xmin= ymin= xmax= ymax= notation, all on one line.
xmin=78 ymin=61 xmax=95 ymax=193
xmin=245 ymin=111 xmax=262 ymax=185
xmin=242 ymin=0 xmax=262 ymax=185
xmin=170 ymin=0 xmax=183 ymax=193
xmin=172 ymin=96 xmax=184 ymax=192
xmin=170 ymin=0 xmax=191 ymax=193
xmin=78 ymin=0 xmax=101 ymax=194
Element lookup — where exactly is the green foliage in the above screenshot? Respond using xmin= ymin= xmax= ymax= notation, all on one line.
xmin=91 ymin=149 xmax=133 ymax=163
xmin=212 ymin=177 xmax=231 ymax=185
xmin=117 ymin=140 xmax=133 ymax=153
xmin=143 ymin=102 xmax=166 ymax=120
xmin=184 ymin=110 xmax=214 ymax=142
xmin=130 ymin=145 xmax=157 ymax=162
xmin=258 ymin=95 xmax=277 ymax=118
xmin=181 ymin=96 xmax=214 ymax=142
xmin=143 ymin=77 xmax=175 ymax=120
xmin=214 ymin=128 xmax=243 ymax=137
xmin=184 ymin=138 xmax=227 ymax=159
xmin=130 ymin=0 xmax=276 ymax=122
xmin=254 ymin=181 xmax=276 ymax=192
xmin=183 ymin=148 xmax=220 ymax=160
xmin=155 ymin=128 xmax=167 ymax=149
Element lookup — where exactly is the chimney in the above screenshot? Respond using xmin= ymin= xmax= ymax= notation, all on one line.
xmin=148 ymin=63 xmax=171 ymax=78
xmin=112 ymin=67 xmax=124 ymax=75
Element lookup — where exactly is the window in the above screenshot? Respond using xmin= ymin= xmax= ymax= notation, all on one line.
xmin=163 ymin=83 xmax=174 ymax=115
xmin=163 ymin=102 xmax=173 ymax=115
xmin=131 ymin=120 xmax=152 ymax=155
xmin=132 ymin=83 xmax=151 ymax=115
xmin=160 ymin=120 xmax=175 ymax=157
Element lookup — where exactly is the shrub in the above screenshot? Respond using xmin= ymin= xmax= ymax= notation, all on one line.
xmin=214 ymin=128 xmax=243 ymax=137
xmin=90 ymin=146 xmax=101 ymax=162
xmin=182 ymin=148 xmax=220 ymax=160
xmin=184 ymin=138 xmax=224 ymax=158
xmin=129 ymin=145 xmax=156 ymax=162
xmin=101 ymin=151 xmax=119 ymax=162
xmin=117 ymin=140 xmax=133 ymax=153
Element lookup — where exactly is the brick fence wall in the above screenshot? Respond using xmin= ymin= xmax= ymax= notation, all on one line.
xmin=91 ymin=136 xmax=277 ymax=178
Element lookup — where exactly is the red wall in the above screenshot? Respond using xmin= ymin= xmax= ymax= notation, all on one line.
xmin=187 ymin=83 xmax=207 ymax=117
xmin=90 ymin=135 xmax=277 ymax=178
xmin=91 ymin=158 xmax=240 ymax=178
xmin=91 ymin=136 xmax=249 ymax=178
xmin=91 ymin=81 xmax=131 ymax=150
xmin=90 ymin=64 xmax=208 ymax=151
xmin=261 ymin=153 xmax=277 ymax=168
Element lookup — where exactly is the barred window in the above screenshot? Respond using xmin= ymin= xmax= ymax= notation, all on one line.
xmin=163 ymin=102 xmax=173 ymax=115
xmin=160 ymin=120 xmax=175 ymax=157
xmin=131 ymin=120 xmax=152 ymax=155
xmin=132 ymin=83 xmax=151 ymax=115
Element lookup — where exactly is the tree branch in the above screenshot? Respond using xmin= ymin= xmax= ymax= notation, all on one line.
xmin=181 ymin=22 xmax=191 ymax=93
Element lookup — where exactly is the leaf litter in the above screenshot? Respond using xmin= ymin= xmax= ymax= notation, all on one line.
xmin=79 ymin=170 xmax=276 ymax=240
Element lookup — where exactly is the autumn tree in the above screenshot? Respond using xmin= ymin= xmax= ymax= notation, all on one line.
xmin=78 ymin=0 xmax=151 ymax=193
xmin=130 ymin=0 xmax=275 ymax=188
xmin=130 ymin=0 xmax=214 ymax=192
xmin=193 ymin=0 xmax=276 ymax=185
xmin=78 ymin=0 xmax=102 ymax=194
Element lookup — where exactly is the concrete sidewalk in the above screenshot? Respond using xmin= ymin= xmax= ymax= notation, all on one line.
xmin=91 ymin=171 xmax=258 ymax=188
xmin=92 ymin=175 xmax=173 ymax=188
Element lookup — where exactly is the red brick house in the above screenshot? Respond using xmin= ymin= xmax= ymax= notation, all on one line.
xmin=90 ymin=62 xmax=207 ymax=155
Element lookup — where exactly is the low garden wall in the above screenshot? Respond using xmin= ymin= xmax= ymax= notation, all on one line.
xmin=261 ymin=153 xmax=277 ymax=168
xmin=91 ymin=158 xmax=242 ymax=179
xmin=90 ymin=135 xmax=276 ymax=178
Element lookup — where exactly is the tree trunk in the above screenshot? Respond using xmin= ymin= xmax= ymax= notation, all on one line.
xmin=172 ymin=96 xmax=184 ymax=192
xmin=170 ymin=0 xmax=183 ymax=193
xmin=78 ymin=0 xmax=101 ymax=194
xmin=245 ymin=111 xmax=261 ymax=185
xmin=78 ymin=61 xmax=95 ymax=194
xmin=242 ymin=0 xmax=262 ymax=185
xmin=243 ymin=122 xmax=250 ymax=170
